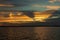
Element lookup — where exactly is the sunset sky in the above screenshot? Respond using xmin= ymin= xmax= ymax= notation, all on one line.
xmin=0 ymin=0 xmax=60 ymax=11
xmin=0 ymin=0 xmax=60 ymax=23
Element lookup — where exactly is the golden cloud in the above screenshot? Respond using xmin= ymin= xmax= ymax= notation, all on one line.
xmin=0 ymin=4 xmax=14 ymax=7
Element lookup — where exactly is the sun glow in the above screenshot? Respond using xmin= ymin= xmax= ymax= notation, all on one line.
xmin=0 ymin=11 xmax=52 ymax=23
xmin=34 ymin=12 xmax=52 ymax=22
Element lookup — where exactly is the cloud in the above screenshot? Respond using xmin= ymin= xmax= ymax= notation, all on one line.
xmin=0 ymin=4 xmax=14 ymax=7
xmin=32 ymin=4 xmax=60 ymax=10
xmin=46 ymin=6 xmax=60 ymax=10
xmin=49 ymin=0 xmax=60 ymax=3
xmin=32 ymin=4 xmax=60 ymax=9
xmin=0 ymin=0 xmax=32 ymax=7
xmin=49 ymin=0 xmax=56 ymax=3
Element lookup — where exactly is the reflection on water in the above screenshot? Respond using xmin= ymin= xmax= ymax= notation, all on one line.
xmin=34 ymin=27 xmax=60 ymax=40
xmin=0 ymin=27 xmax=60 ymax=40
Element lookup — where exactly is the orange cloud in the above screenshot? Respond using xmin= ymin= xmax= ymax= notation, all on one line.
xmin=0 ymin=4 xmax=14 ymax=7
xmin=33 ymin=12 xmax=52 ymax=22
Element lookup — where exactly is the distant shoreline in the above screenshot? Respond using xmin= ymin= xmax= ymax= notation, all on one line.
xmin=0 ymin=21 xmax=59 ymax=27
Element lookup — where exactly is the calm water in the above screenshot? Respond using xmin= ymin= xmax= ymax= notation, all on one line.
xmin=0 ymin=27 xmax=60 ymax=40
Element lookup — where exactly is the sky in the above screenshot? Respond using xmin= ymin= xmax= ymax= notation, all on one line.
xmin=0 ymin=0 xmax=60 ymax=11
